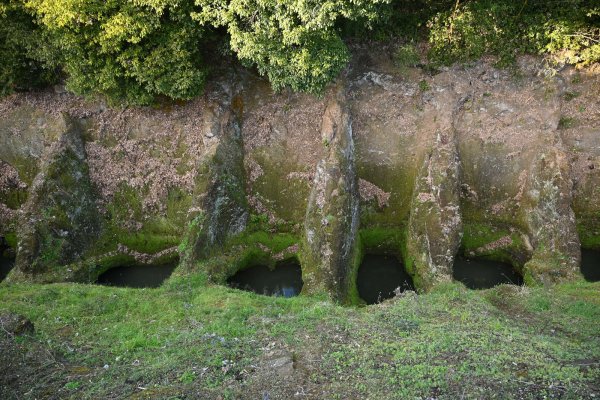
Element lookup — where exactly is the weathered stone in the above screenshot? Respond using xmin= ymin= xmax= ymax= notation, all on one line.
xmin=12 ymin=115 xmax=101 ymax=278
xmin=521 ymin=147 xmax=581 ymax=284
xmin=300 ymin=84 xmax=360 ymax=302
xmin=264 ymin=350 xmax=294 ymax=377
xmin=0 ymin=55 xmax=598 ymax=295
xmin=180 ymin=87 xmax=249 ymax=268
xmin=406 ymin=131 xmax=462 ymax=291
xmin=0 ymin=313 xmax=34 ymax=336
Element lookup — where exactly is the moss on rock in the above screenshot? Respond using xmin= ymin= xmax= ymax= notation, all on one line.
xmin=405 ymin=132 xmax=462 ymax=292
xmin=299 ymin=85 xmax=360 ymax=302
xmin=12 ymin=115 xmax=101 ymax=280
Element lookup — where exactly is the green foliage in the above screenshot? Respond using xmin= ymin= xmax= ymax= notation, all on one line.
xmin=394 ymin=43 xmax=420 ymax=68
xmin=63 ymin=381 xmax=81 ymax=390
xmin=0 ymin=0 xmax=57 ymax=95
xmin=0 ymin=280 xmax=598 ymax=397
xmin=427 ymin=0 xmax=600 ymax=67
xmin=25 ymin=0 xmax=208 ymax=105
xmin=193 ymin=0 xmax=390 ymax=93
xmin=2 ymin=0 xmax=598 ymax=103
xmin=558 ymin=115 xmax=577 ymax=130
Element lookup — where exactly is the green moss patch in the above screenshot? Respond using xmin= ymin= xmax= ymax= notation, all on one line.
xmin=461 ymin=222 xmax=529 ymax=268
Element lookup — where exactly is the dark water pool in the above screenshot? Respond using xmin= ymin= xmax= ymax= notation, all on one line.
xmin=96 ymin=263 xmax=177 ymax=288
xmin=227 ymin=259 xmax=303 ymax=297
xmin=0 ymin=255 xmax=15 ymax=282
xmin=581 ymin=249 xmax=600 ymax=282
xmin=453 ymin=256 xmax=523 ymax=289
xmin=357 ymin=254 xmax=414 ymax=305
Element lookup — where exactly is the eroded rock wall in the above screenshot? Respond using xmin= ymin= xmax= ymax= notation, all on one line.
xmin=0 ymin=54 xmax=598 ymax=298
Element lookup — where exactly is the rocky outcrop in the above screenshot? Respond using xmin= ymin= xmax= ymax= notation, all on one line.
xmin=12 ymin=115 xmax=100 ymax=279
xmin=0 ymin=54 xmax=598 ymax=298
xmin=300 ymin=85 xmax=360 ymax=302
xmin=521 ymin=147 xmax=580 ymax=284
xmin=406 ymin=131 xmax=462 ymax=290
xmin=180 ymin=87 xmax=248 ymax=269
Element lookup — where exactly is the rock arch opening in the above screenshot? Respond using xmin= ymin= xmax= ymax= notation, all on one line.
xmin=580 ymin=248 xmax=600 ymax=282
xmin=227 ymin=258 xmax=303 ymax=297
xmin=453 ymin=256 xmax=523 ymax=289
xmin=357 ymin=254 xmax=414 ymax=305
xmin=96 ymin=261 xmax=178 ymax=288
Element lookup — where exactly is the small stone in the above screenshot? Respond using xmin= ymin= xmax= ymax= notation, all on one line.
xmin=0 ymin=313 xmax=34 ymax=336
xmin=265 ymin=350 xmax=294 ymax=377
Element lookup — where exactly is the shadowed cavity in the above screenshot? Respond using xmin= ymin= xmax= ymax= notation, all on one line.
xmin=96 ymin=262 xmax=178 ymax=288
xmin=357 ymin=254 xmax=415 ymax=305
xmin=227 ymin=259 xmax=303 ymax=298
xmin=453 ymin=256 xmax=523 ymax=289
xmin=581 ymin=248 xmax=600 ymax=282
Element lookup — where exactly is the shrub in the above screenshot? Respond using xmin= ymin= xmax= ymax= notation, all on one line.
xmin=193 ymin=0 xmax=391 ymax=94
xmin=0 ymin=0 xmax=57 ymax=95
xmin=26 ymin=0 xmax=209 ymax=105
xmin=427 ymin=0 xmax=600 ymax=67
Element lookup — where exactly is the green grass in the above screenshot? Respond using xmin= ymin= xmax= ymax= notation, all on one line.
xmin=0 ymin=276 xmax=598 ymax=399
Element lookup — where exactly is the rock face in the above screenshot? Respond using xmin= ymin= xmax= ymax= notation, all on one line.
xmin=14 ymin=115 xmax=100 ymax=280
xmin=300 ymin=85 xmax=360 ymax=302
xmin=406 ymin=131 xmax=462 ymax=290
xmin=0 ymin=53 xmax=598 ymax=299
xmin=180 ymin=86 xmax=249 ymax=269
xmin=521 ymin=147 xmax=580 ymax=284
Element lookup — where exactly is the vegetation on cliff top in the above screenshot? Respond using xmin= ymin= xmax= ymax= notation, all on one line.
xmin=1 ymin=0 xmax=598 ymax=103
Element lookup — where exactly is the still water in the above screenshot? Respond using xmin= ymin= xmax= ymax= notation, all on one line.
xmin=227 ymin=259 xmax=303 ymax=297
xmin=357 ymin=254 xmax=415 ymax=305
xmin=453 ymin=256 xmax=523 ymax=289
xmin=0 ymin=254 xmax=14 ymax=282
xmin=581 ymin=248 xmax=600 ymax=282
xmin=96 ymin=263 xmax=177 ymax=288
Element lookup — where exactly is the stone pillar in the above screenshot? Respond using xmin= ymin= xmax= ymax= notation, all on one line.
xmin=406 ymin=130 xmax=462 ymax=291
xmin=180 ymin=91 xmax=248 ymax=270
xmin=521 ymin=146 xmax=581 ymax=284
xmin=14 ymin=115 xmax=100 ymax=279
xmin=300 ymin=85 xmax=360 ymax=302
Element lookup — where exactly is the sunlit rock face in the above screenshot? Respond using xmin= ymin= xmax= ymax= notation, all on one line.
xmin=0 ymin=53 xmax=598 ymax=300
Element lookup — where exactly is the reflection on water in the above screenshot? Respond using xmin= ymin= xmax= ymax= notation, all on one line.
xmin=227 ymin=260 xmax=303 ymax=298
xmin=357 ymin=254 xmax=414 ymax=305
xmin=453 ymin=256 xmax=523 ymax=289
xmin=96 ymin=263 xmax=177 ymax=288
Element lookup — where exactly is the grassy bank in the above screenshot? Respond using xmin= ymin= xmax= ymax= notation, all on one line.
xmin=0 ymin=276 xmax=599 ymax=399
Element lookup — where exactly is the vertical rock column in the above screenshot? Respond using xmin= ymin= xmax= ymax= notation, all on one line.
xmin=13 ymin=115 xmax=100 ymax=280
xmin=180 ymin=92 xmax=249 ymax=269
xmin=406 ymin=131 xmax=462 ymax=291
xmin=300 ymin=85 xmax=360 ymax=302
xmin=521 ymin=146 xmax=580 ymax=284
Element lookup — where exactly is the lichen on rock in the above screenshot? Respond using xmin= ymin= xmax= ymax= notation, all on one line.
xmin=180 ymin=85 xmax=249 ymax=272
xmin=12 ymin=115 xmax=101 ymax=279
xmin=406 ymin=130 xmax=462 ymax=291
xmin=520 ymin=148 xmax=581 ymax=284
xmin=300 ymin=84 xmax=360 ymax=302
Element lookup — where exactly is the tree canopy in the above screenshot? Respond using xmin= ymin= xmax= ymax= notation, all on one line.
xmin=1 ymin=0 xmax=598 ymax=104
